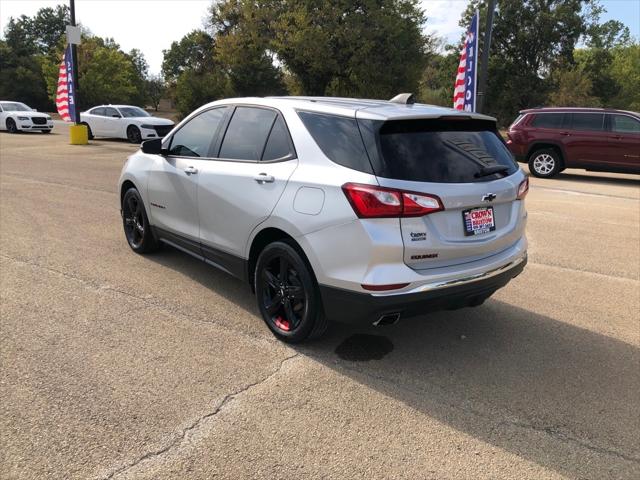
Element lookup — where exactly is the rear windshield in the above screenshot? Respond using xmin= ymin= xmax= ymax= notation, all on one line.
xmin=362 ymin=118 xmax=518 ymax=183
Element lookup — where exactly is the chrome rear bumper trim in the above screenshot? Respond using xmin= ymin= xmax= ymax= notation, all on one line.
xmin=371 ymin=253 xmax=527 ymax=297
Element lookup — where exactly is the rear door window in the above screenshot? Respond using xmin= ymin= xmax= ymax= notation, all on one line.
xmin=570 ymin=113 xmax=604 ymax=132
xmin=367 ymin=119 xmax=518 ymax=183
xmin=219 ymin=107 xmax=277 ymax=161
xmin=168 ymin=107 xmax=226 ymax=157
xmin=610 ymin=114 xmax=640 ymax=134
xmin=531 ymin=113 xmax=564 ymax=129
xmin=91 ymin=107 xmax=105 ymax=116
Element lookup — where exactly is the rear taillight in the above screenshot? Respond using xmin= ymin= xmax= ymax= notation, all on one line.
xmin=342 ymin=183 xmax=444 ymax=218
xmin=517 ymin=177 xmax=529 ymax=200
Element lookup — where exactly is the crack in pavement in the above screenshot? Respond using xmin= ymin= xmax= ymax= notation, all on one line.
xmin=98 ymin=353 xmax=300 ymax=480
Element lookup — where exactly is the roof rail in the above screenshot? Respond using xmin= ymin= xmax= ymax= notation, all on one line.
xmin=389 ymin=93 xmax=415 ymax=105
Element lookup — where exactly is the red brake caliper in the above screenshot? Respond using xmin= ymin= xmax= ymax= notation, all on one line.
xmin=274 ymin=316 xmax=290 ymax=331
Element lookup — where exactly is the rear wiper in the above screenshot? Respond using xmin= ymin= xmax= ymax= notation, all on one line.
xmin=475 ymin=165 xmax=510 ymax=178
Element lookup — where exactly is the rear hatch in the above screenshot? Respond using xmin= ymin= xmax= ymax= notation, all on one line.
xmin=357 ymin=115 xmax=526 ymax=270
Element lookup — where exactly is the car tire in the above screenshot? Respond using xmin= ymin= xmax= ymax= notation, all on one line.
xmin=121 ymin=187 xmax=159 ymax=253
xmin=126 ymin=125 xmax=142 ymax=144
xmin=528 ymin=148 xmax=562 ymax=178
xmin=6 ymin=118 xmax=18 ymax=133
xmin=255 ymin=241 xmax=328 ymax=343
xmin=81 ymin=122 xmax=94 ymax=140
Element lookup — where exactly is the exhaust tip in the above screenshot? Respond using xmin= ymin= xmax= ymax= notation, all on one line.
xmin=373 ymin=312 xmax=401 ymax=327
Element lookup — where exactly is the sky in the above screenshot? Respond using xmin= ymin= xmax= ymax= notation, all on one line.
xmin=1 ymin=0 xmax=638 ymax=75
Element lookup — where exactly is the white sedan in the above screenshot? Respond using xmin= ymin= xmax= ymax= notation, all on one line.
xmin=0 ymin=101 xmax=54 ymax=133
xmin=80 ymin=105 xmax=175 ymax=143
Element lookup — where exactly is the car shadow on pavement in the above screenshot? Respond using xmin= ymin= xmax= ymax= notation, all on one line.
xmin=553 ymin=172 xmax=639 ymax=187
xmin=147 ymin=245 xmax=639 ymax=479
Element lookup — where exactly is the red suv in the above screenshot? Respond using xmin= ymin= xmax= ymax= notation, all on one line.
xmin=506 ymin=107 xmax=640 ymax=178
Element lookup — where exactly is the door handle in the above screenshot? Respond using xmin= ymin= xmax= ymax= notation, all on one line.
xmin=253 ymin=173 xmax=275 ymax=184
xmin=609 ymin=135 xmax=623 ymax=140
xmin=184 ymin=166 xmax=198 ymax=175
xmin=559 ymin=131 xmax=571 ymax=136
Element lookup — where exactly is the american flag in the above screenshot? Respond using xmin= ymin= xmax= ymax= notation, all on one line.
xmin=453 ymin=11 xmax=479 ymax=112
xmin=56 ymin=45 xmax=76 ymax=122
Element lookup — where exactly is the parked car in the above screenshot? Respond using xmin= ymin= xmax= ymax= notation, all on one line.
xmin=80 ymin=105 xmax=174 ymax=143
xmin=118 ymin=95 xmax=528 ymax=342
xmin=0 ymin=101 xmax=54 ymax=133
xmin=506 ymin=107 xmax=640 ymax=178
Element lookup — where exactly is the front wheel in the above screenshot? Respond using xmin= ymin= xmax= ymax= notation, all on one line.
xmin=81 ymin=122 xmax=94 ymax=140
xmin=255 ymin=241 xmax=328 ymax=343
xmin=6 ymin=118 xmax=18 ymax=133
xmin=126 ymin=125 xmax=142 ymax=144
xmin=121 ymin=188 xmax=159 ymax=253
xmin=528 ymin=148 xmax=562 ymax=178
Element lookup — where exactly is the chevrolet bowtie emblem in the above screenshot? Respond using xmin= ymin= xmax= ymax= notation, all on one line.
xmin=482 ymin=193 xmax=497 ymax=202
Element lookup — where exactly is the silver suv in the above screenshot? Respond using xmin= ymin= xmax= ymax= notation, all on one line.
xmin=119 ymin=95 xmax=528 ymax=342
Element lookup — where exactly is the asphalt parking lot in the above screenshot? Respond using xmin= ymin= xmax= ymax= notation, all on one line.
xmin=1 ymin=124 xmax=639 ymax=480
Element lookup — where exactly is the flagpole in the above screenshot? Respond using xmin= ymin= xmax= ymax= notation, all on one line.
xmin=69 ymin=0 xmax=80 ymax=124
xmin=473 ymin=10 xmax=479 ymax=113
xmin=477 ymin=0 xmax=496 ymax=114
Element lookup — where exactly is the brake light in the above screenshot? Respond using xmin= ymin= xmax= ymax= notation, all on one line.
xmin=342 ymin=183 xmax=444 ymax=218
xmin=517 ymin=177 xmax=529 ymax=200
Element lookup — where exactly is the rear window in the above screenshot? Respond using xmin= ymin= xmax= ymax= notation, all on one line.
xmin=364 ymin=119 xmax=518 ymax=183
xmin=531 ymin=113 xmax=564 ymax=129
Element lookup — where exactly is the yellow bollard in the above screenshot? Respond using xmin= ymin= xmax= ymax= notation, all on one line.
xmin=69 ymin=124 xmax=89 ymax=145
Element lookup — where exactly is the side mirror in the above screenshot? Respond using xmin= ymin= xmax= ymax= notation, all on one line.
xmin=141 ymin=138 xmax=166 ymax=155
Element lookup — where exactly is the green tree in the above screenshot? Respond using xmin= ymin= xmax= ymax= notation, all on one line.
xmin=548 ymin=65 xmax=600 ymax=107
xmin=460 ymin=0 xmax=596 ymax=123
xmin=174 ymin=69 xmax=230 ymax=118
xmin=161 ymin=30 xmax=216 ymax=84
xmin=127 ymin=48 xmax=149 ymax=106
xmin=209 ymin=0 xmax=285 ymax=96
xmin=41 ymin=36 xmax=143 ymax=110
xmin=0 ymin=40 xmax=51 ymax=110
xmin=608 ymin=43 xmax=640 ymax=111
xmin=145 ymin=75 xmax=166 ymax=111
xmin=269 ymin=0 xmax=429 ymax=97
xmin=4 ymin=5 xmax=69 ymax=57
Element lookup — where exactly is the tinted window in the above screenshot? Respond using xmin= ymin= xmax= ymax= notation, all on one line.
xmin=531 ymin=113 xmax=564 ymax=129
xmin=91 ymin=107 xmax=105 ymax=116
xmin=298 ymin=111 xmax=372 ymax=173
xmin=570 ymin=113 xmax=604 ymax=131
xmin=169 ymin=108 xmax=226 ymax=157
xmin=611 ymin=114 xmax=640 ymax=134
xmin=262 ymin=116 xmax=293 ymax=160
xmin=369 ymin=119 xmax=517 ymax=183
xmin=219 ymin=107 xmax=276 ymax=160
xmin=119 ymin=107 xmax=150 ymax=118
xmin=105 ymin=107 xmax=120 ymax=118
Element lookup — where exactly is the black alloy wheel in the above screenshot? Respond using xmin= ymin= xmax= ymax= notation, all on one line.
xmin=127 ymin=125 xmax=142 ymax=144
xmin=255 ymin=241 xmax=328 ymax=342
xmin=6 ymin=118 xmax=18 ymax=133
xmin=121 ymin=188 xmax=158 ymax=253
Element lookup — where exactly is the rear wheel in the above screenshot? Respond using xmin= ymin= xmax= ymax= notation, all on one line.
xmin=127 ymin=125 xmax=142 ymax=144
xmin=121 ymin=188 xmax=159 ymax=253
xmin=528 ymin=148 xmax=562 ymax=178
xmin=6 ymin=118 xmax=18 ymax=133
xmin=255 ymin=241 xmax=328 ymax=343
xmin=81 ymin=122 xmax=94 ymax=140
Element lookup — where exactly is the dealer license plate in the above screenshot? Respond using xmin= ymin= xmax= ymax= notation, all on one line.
xmin=463 ymin=207 xmax=496 ymax=236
